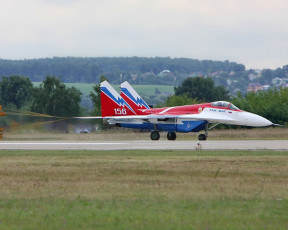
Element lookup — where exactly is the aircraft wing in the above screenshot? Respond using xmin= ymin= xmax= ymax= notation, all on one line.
xmin=74 ymin=112 xmax=237 ymax=124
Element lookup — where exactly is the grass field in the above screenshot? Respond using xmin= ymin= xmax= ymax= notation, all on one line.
xmin=0 ymin=149 xmax=287 ymax=229
xmin=33 ymin=82 xmax=174 ymax=96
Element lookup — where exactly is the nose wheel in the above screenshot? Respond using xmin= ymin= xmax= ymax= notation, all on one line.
xmin=198 ymin=134 xmax=207 ymax=141
xmin=198 ymin=122 xmax=209 ymax=141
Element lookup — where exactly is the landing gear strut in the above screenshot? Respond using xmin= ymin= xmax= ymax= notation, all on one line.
xmin=167 ymin=132 xmax=176 ymax=141
xmin=198 ymin=123 xmax=209 ymax=141
xmin=150 ymin=131 xmax=160 ymax=141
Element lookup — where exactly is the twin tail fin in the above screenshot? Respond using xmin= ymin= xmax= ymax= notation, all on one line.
xmin=100 ymin=81 xmax=150 ymax=117
xmin=100 ymin=81 xmax=136 ymax=117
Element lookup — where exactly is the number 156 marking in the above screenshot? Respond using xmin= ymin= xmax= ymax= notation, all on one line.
xmin=114 ymin=108 xmax=127 ymax=115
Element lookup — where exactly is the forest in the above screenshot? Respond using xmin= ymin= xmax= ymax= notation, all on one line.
xmin=0 ymin=57 xmax=245 ymax=84
xmin=1 ymin=57 xmax=287 ymax=96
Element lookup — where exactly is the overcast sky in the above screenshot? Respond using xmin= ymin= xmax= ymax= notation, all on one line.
xmin=1 ymin=0 xmax=288 ymax=69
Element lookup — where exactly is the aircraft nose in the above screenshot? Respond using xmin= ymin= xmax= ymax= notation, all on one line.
xmin=242 ymin=112 xmax=273 ymax=127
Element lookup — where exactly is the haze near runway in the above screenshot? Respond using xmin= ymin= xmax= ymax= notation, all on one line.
xmin=1 ymin=140 xmax=288 ymax=150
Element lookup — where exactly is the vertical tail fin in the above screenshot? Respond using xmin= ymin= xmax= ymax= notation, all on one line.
xmin=120 ymin=81 xmax=150 ymax=112
xmin=100 ymin=81 xmax=136 ymax=117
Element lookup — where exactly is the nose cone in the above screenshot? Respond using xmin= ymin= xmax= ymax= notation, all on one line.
xmin=241 ymin=112 xmax=273 ymax=127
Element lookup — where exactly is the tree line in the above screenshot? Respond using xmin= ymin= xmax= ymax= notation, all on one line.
xmin=2 ymin=57 xmax=288 ymax=96
xmin=0 ymin=57 xmax=245 ymax=85
xmin=0 ymin=76 xmax=81 ymax=117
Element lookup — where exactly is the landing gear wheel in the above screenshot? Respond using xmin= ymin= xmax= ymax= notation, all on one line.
xmin=167 ymin=132 xmax=176 ymax=141
xmin=150 ymin=131 xmax=160 ymax=141
xmin=198 ymin=134 xmax=207 ymax=141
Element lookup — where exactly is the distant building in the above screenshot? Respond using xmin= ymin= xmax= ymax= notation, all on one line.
xmin=158 ymin=70 xmax=170 ymax=75
xmin=247 ymin=83 xmax=263 ymax=92
xmin=271 ymin=77 xmax=282 ymax=85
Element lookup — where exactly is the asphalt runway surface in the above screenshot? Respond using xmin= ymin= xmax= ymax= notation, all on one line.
xmin=0 ymin=140 xmax=288 ymax=150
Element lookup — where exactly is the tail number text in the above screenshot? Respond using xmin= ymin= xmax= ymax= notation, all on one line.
xmin=114 ymin=108 xmax=127 ymax=115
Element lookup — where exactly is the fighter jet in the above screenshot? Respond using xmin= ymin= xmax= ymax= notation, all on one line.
xmin=78 ymin=81 xmax=274 ymax=141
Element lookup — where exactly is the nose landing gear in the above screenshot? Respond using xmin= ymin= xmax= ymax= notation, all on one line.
xmin=198 ymin=133 xmax=207 ymax=140
xmin=198 ymin=123 xmax=209 ymax=141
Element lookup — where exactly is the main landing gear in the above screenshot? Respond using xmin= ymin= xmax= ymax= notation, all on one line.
xmin=150 ymin=131 xmax=177 ymax=141
xmin=167 ymin=132 xmax=176 ymax=141
xmin=150 ymin=130 xmax=208 ymax=141
xmin=150 ymin=131 xmax=160 ymax=141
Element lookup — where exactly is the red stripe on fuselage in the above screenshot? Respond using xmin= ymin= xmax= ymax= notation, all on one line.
xmin=140 ymin=103 xmax=242 ymax=116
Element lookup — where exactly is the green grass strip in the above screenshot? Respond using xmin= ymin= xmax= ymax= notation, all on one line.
xmin=0 ymin=149 xmax=288 ymax=157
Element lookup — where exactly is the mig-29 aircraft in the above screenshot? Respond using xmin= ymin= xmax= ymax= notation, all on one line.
xmin=80 ymin=81 xmax=274 ymax=141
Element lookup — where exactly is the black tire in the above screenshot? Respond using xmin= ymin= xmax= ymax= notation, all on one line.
xmin=150 ymin=131 xmax=160 ymax=141
xmin=198 ymin=134 xmax=207 ymax=141
xmin=167 ymin=132 xmax=176 ymax=141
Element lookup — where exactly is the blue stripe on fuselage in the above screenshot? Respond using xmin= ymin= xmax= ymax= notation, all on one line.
xmin=119 ymin=120 xmax=207 ymax=133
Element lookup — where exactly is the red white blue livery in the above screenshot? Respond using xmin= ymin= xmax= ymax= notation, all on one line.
xmin=78 ymin=81 xmax=274 ymax=141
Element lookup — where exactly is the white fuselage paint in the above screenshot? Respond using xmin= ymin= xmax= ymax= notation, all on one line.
xmin=200 ymin=107 xmax=272 ymax=127
xmin=107 ymin=107 xmax=272 ymax=127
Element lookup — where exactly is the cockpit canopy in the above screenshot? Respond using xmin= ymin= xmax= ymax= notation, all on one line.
xmin=211 ymin=101 xmax=240 ymax=110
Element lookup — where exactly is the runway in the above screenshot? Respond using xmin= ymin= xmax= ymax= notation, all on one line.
xmin=1 ymin=140 xmax=288 ymax=150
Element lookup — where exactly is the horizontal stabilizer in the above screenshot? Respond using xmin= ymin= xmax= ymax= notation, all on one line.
xmin=73 ymin=116 xmax=103 ymax=119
